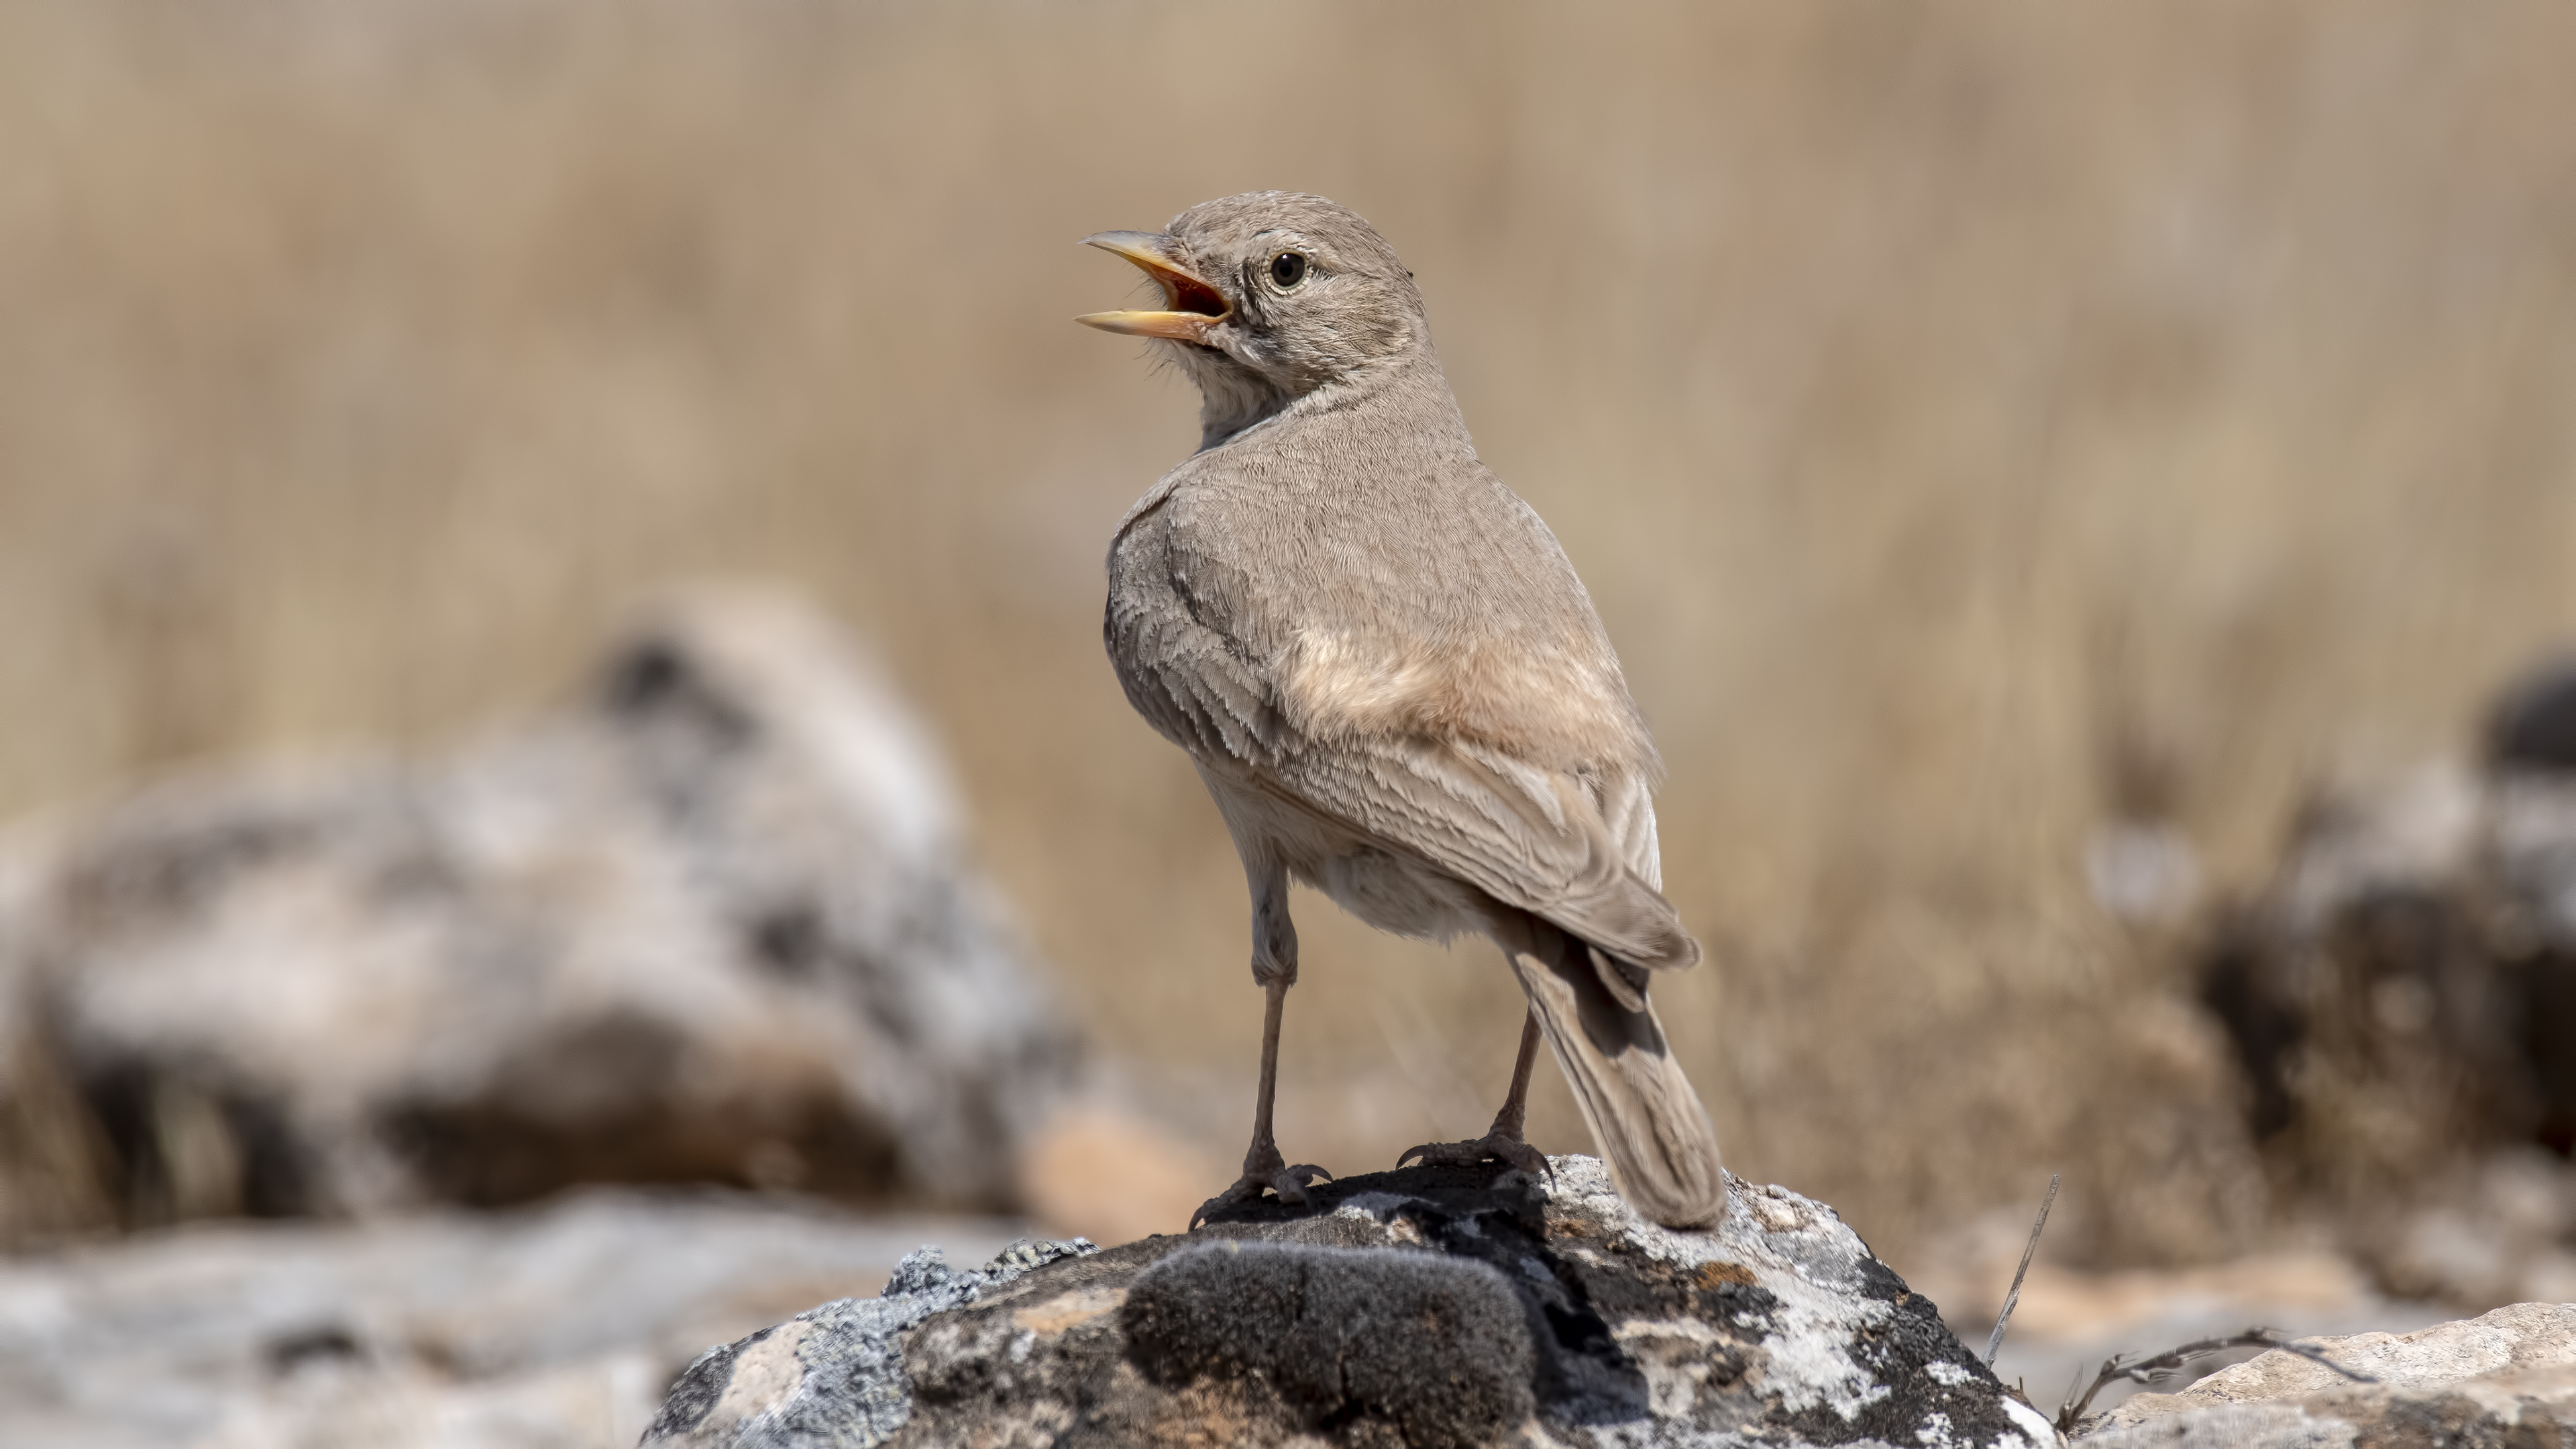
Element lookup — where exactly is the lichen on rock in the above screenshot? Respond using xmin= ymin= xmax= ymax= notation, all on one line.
xmin=645 ymin=1236 xmax=1099 ymax=1448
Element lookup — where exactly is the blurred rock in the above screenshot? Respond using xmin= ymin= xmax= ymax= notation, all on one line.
xmin=2486 ymin=652 xmax=2576 ymax=775
xmin=2373 ymin=1150 xmax=2576 ymax=1309
xmin=647 ymin=1155 xmax=2058 ymax=1449
xmin=2196 ymin=651 xmax=2576 ymax=1301
xmin=0 ymin=1185 xmax=1020 ymax=1449
xmin=2197 ymin=759 xmax=2511 ymax=1177
xmin=0 ymin=588 xmax=1078 ymax=1236
xmin=2078 ymin=1301 xmax=2576 ymax=1448
xmin=2087 ymin=820 xmax=2205 ymax=925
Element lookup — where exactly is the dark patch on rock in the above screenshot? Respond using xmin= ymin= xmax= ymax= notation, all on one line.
xmin=1182 ymin=1159 xmax=1652 ymax=1424
xmin=1123 ymin=1240 xmax=1534 ymax=1448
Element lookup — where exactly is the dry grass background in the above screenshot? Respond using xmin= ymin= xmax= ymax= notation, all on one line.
xmin=4 ymin=0 xmax=2575 ymax=1273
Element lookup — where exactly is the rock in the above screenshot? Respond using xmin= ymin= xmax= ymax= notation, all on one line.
xmin=0 ymin=587 xmax=1078 ymax=1236
xmin=2371 ymin=1151 xmax=2576 ymax=1311
xmin=2486 ymin=652 xmax=2576 ymax=775
xmin=2196 ymin=760 xmax=2507 ymax=1188
xmin=646 ymin=1155 xmax=2058 ymax=1449
xmin=2198 ymin=651 xmax=2576 ymax=1193
xmin=1903 ymin=1238 xmax=2450 ymax=1426
xmin=2195 ymin=714 xmax=2576 ymax=1301
xmin=1120 ymin=1240 xmax=1538 ymax=1447
xmin=0 ymin=1185 xmax=1022 ymax=1449
xmin=2078 ymin=1302 xmax=2576 ymax=1449
xmin=645 ymin=1237 xmax=1097 ymax=1449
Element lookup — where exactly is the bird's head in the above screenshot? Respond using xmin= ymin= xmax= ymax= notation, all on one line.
xmin=1077 ymin=192 xmax=1430 ymax=445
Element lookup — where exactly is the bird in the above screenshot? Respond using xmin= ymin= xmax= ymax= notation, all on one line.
xmin=1077 ymin=192 xmax=1727 ymax=1230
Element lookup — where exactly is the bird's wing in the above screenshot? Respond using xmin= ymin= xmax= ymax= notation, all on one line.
xmin=1104 ymin=494 xmax=1285 ymax=767
xmin=1109 ymin=486 xmax=1690 ymax=969
xmin=1597 ymin=758 xmax=1666 ymax=892
xmin=1263 ymin=733 xmax=1697 ymax=971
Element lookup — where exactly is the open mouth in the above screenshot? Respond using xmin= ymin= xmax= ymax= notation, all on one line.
xmin=1149 ymin=267 xmax=1228 ymax=320
xmin=1075 ymin=231 xmax=1230 ymax=341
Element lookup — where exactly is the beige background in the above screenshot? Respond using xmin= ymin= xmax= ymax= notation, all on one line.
xmin=5 ymin=0 xmax=2573 ymax=1270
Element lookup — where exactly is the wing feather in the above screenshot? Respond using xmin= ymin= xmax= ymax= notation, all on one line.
xmin=1106 ymin=496 xmax=1282 ymax=766
xmin=1107 ymin=486 xmax=1692 ymax=970
xmin=1266 ymin=735 xmax=1696 ymax=970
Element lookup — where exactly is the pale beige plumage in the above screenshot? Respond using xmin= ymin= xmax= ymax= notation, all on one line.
xmin=1082 ymin=191 xmax=1725 ymax=1229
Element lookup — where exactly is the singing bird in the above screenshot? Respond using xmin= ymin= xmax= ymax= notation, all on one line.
xmin=1079 ymin=192 xmax=1726 ymax=1230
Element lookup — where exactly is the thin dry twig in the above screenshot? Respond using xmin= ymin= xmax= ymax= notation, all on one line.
xmin=2053 ymin=1327 xmax=2378 ymax=1434
xmin=1984 ymin=1173 xmax=2059 ymax=1366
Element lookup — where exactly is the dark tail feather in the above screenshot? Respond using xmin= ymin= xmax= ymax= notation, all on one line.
xmin=1548 ymin=869 xmax=1701 ymax=975
xmin=1499 ymin=916 xmax=1726 ymax=1228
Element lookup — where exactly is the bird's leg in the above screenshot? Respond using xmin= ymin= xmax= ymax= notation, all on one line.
xmin=1189 ymin=979 xmax=1333 ymax=1228
xmin=1242 ymin=977 xmax=1322 ymax=1187
xmin=1190 ymin=866 xmax=1330 ymax=1230
xmin=1488 ymin=1004 xmax=1545 ymax=1146
xmin=1398 ymin=1004 xmax=1554 ymax=1179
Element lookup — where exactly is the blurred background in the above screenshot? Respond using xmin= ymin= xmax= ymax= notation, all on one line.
xmin=5 ymin=1 xmax=2576 ymax=1443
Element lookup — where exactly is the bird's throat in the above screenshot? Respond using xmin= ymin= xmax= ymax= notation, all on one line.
xmin=1185 ymin=354 xmax=1295 ymax=453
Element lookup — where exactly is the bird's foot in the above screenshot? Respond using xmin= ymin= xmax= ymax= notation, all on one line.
xmin=1188 ymin=1146 xmax=1331 ymax=1230
xmin=1398 ymin=1128 xmax=1552 ymax=1179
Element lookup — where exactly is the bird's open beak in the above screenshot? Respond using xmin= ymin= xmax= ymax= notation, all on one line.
xmin=1075 ymin=231 xmax=1231 ymax=342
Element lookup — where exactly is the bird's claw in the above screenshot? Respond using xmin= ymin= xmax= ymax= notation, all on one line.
xmin=1275 ymin=1163 xmax=1332 ymax=1197
xmin=1187 ymin=1161 xmax=1334 ymax=1230
xmin=1398 ymin=1132 xmax=1553 ymax=1179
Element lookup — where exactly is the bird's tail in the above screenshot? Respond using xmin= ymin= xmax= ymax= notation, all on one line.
xmin=1499 ymin=915 xmax=1726 ymax=1228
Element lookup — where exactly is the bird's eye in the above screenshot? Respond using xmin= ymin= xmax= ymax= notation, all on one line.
xmin=1269 ymin=252 xmax=1309 ymax=288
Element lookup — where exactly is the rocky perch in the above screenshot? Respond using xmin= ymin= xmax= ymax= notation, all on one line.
xmin=2078 ymin=1302 xmax=2576 ymax=1449
xmin=643 ymin=1155 xmax=2057 ymax=1448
